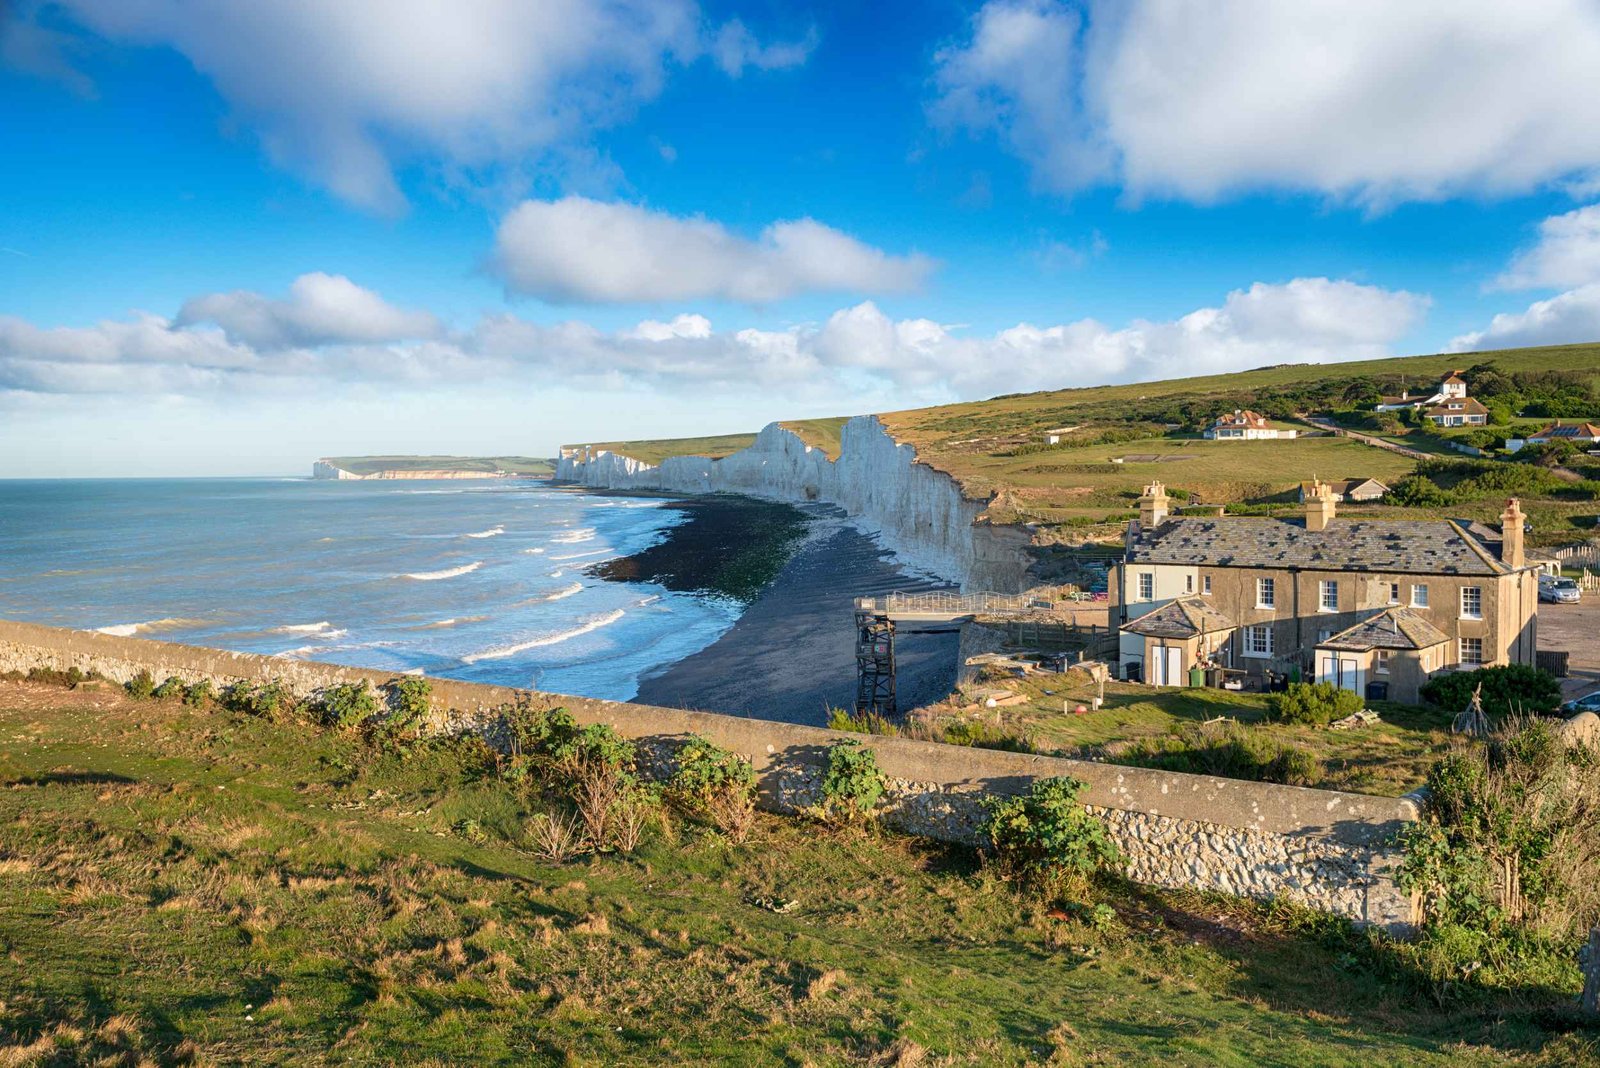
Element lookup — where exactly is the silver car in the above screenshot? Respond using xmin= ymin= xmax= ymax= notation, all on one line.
xmin=1539 ymin=576 xmax=1582 ymax=604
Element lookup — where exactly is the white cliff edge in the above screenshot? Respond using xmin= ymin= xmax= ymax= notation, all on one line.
xmin=556 ymin=416 xmax=1030 ymax=592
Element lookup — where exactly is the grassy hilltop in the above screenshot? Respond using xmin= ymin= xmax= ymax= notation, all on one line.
xmin=0 ymin=676 xmax=1592 ymax=1065
xmin=562 ymin=342 xmax=1600 ymax=544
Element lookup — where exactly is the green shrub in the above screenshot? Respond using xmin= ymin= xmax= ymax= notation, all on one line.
xmin=1119 ymin=721 xmax=1322 ymax=786
xmin=316 ymin=680 xmax=379 ymax=729
xmin=1268 ymin=681 xmax=1363 ymax=727
xmin=182 ymin=680 xmax=212 ymax=708
xmin=827 ymin=707 xmax=899 ymax=735
xmin=1420 ymin=664 xmax=1562 ymax=718
xmin=817 ymin=740 xmax=887 ymax=827
xmin=152 ymin=676 xmax=186 ymax=701
xmin=220 ymin=680 xmax=294 ymax=718
xmin=124 ymin=670 xmax=156 ymax=700
xmin=983 ymin=777 xmax=1120 ymax=898
xmin=25 ymin=666 xmax=88 ymax=689
xmin=668 ymin=735 xmax=757 ymax=840
xmin=1399 ymin=717 xmax=1600 ymax=959
xmin=371 ymin=676 xmax=432 ymax=747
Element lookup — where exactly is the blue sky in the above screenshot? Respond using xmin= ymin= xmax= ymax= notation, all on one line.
xmin=3 ymin=0 xmax=1600 ymax=476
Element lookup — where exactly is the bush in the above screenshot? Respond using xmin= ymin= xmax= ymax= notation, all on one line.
xmin=372 ymin=676 xmax=432 ymax=747
xmin=668 ymin=735 xmax=757 ymax=841
xmin=152 ymin=676 xmax=186 ymax=701
xmin=183 ymin=679 xmax=213 ymax=708
xmin=827 ymin=707 xmax=898 ymax=736
xmin=1118 ymin=721 xmax=1322 ymax=786
xmin=220 ymin=680 xmax=294 ymax=719
xmin=817 ymin=740 xmax=887 ymax=827
xmin=316 ymin=680 xmax=379 ymax=729
xmin=983 ymin=777 xmax=1120 ymax=898
xmin=1420 ymin=664 xmax=1562 ymax=718
xmin=124 ymin=670 xmax=156 ymax=700
xmin=1268 ymin=682 xmax=1364 ymax=727
xmin=1399 ymin=717 xmax=1600 ymax=954
xmin=22 ymin=667 xmax=89 ymax=689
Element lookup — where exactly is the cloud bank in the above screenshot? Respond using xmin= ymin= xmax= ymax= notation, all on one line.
xmin=491 ymin=198 xmax=936 ymax=304
xmin=932 ymin=0 xmax=1600 ymax=206
xmin=1 ymin=273 xmax=1426 ymax=404
xmin=6 ymin=1 xmax=810 ymax=212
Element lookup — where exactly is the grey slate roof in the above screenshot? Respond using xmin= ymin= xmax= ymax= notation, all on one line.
xmin=1126 ymin=516 xmax=1508 ymax=576
xmin=1318 ymin=607 xmax=1449 ymax=652
xmin=1123 ymin=596 xmax=1238 ymax=639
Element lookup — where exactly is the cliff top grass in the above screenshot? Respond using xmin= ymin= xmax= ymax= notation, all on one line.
xmin=323 ymin=454 xmax=553 ymax=476
xmin=573 ymin=417 xmax=850 ymax=467
xmin=0 ymin=676 xmax=1592 ymax=1065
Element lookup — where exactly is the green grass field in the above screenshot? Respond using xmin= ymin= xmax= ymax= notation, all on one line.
xmin=323 ymin=455 xmax=553 ymax=476
xmin=0 ymin=677 xmax=1593 ymax=1065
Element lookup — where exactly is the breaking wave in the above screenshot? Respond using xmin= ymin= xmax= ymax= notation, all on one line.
xmin=550 ymin=528 xmax=595 ymax=544
xmin=550 ymin=548 xmax=610 ymax=561
xmin=402 ymin=562 xmax=482 ymax=581
xmin=464 ymin=525 xmax=505 ymax=539
xmin=461 ymin=609 xmax=626 ymax=663
xmin=94 ymin=617 xmax=200 ymax=637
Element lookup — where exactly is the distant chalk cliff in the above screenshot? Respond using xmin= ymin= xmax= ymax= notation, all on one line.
xmin=311 ymin=456 xmax=552 ymax=480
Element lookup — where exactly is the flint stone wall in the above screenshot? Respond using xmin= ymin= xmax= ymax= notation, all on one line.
xmin=0 ymin=618 xmax=1418 ymax=930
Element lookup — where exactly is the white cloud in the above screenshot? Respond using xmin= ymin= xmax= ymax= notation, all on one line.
xmin=491 ymin=197 xmax=936 ymax=303
xmin=1496 ymin=204 xmax=1600 ymax=290
xmin=177 ymin=273 xmax=441 ymax=349
xmin=931 ymin=0 xmax=1600 ymax=206
xmin=1450 ymin=283 xmax=1600 ymax=352
xmin=711 ymin=19 xmax=816 ymax=77
xmin=8 ymin=1 xmax=809 ymax=212
xmin=0 ymin=275 xmax=1425 ymax=404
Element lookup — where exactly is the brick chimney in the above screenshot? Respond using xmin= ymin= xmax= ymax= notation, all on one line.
xmin=1501 ymin=498 xmax=1526 ymax=569
xmin=1138 ymin=481 xmax=1170 ymax=527
xmin=1305 ymin=479 xmax=1337 ymax=532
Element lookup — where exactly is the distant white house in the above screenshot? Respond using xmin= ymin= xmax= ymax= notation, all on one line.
xmin=1298 ymin=478 xmax=1390 ymax=503
xmin=1044 ymin=426 xmax=1080 ymax=445
xmin=1375 ymin=370 xmax=1488 ymax=427
xmin=1203 ymin=409 xmax=1297 ymax=441
xmin=1507 ymin=421 xmax=1600 ymax=452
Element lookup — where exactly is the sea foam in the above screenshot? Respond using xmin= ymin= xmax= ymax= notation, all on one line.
xmin=462 ymin=609 xmax=626 ymax=663
xmin=464 ymin=525 xmax=505 ymax=539
xmin=402 ymin=562 xmax=482 ymax=581
xmin=94 ymin=617 xmax=199 ymax=637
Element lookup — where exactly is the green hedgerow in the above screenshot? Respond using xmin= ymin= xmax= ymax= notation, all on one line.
xmin=983 ymin=776 xmax=1120 ymax=899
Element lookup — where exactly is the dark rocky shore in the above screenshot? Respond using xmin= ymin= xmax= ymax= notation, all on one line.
xmin=615 ymin=501 xmax=959 ymax=726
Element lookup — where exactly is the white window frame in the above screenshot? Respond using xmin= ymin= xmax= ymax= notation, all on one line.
xmin=1460 ymin=586 xmax=1483 ymax=620
xmin=1458 ymin=637 xmax=1484 ymax=666
xmin=1202 ymin=574 xmax=1212 ymax=596
xmin=1375 ymin=650 xmax=1392 ymax=675
xmin=1388 ymin=583 xmax=1400 ymax=605
xmin=1411 ymin=584 xmax=1429 ymax=608
xmin=1137 ymin=572 xmax=1154 ymax=601
xmin=1318 ymin=580 xmax=1338 ymax=613
xmin=1256 ymin=577 xmax=1276 ymax=609
xmin=1243 ymin=624 xmax=1274 ymax=658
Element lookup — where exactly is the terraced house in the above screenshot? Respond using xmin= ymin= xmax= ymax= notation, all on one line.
xmin=1111 ymin=481 xmax=1540 ymax=703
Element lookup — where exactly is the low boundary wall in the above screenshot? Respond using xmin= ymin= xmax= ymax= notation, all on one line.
xmin=0 ymin=619 xmax=1419 ymax=931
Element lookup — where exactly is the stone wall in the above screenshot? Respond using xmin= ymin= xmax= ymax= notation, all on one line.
xmin=0 ymin=619 xmax=1418 ymax=930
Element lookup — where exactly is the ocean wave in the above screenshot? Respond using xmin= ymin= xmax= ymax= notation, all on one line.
xmin=548 ymin=569 xmax=565 ymax=578
xmin=550 ymin=548 xmax=611 ymax=561
xmin=402 ymin=562 xmax=482 ymax=581
xmin=541 ymin=582 xmax=584 ymax=602
xmin=550 ymin=527 xmax=595 ymax=544
xmin=421 ymin=615 xmax=488 ymax=629
xmin=523 ymin=547 xmax=546 ymax=554
xmin=94 ymin=617 xmax=202 ymax=637
xmin=461 ymin=609 xmax=626 ymax=663
xmin=272 ymin=621 xmax=335 ymax=634
xmin=464 ymin=525 xmax=505 ymax=539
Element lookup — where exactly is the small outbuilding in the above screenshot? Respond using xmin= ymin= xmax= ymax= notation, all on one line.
xmin=1313 ymin=606 xmax=1450 ymax=704
xmin=1122 ymin=595 xmax=1237 ymax=686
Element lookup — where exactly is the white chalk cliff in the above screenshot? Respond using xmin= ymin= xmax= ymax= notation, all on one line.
xmin=556 ymin=416 xmax=1031 ymax=592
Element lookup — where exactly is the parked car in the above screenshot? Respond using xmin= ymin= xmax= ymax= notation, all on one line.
xmin=1538 ymin=575 xmax=1582 ymax=604
xmin=1562 ymin=691 xmax=1600 ymax=715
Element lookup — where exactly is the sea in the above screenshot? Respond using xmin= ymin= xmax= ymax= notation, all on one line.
xmin=0 ymin=478 xmax=744 ymax=701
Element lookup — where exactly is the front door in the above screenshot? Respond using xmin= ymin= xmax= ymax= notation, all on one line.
xmin=1160 ymin=646 xmax=1183 ymax=686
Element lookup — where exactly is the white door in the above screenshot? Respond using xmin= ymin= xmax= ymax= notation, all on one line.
xmin=1341 ymin=658 xmax=1362 ymax=695
xmin=1162 ymin=647 xmax=1183 ymax=686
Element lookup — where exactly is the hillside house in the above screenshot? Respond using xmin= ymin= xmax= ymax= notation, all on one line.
xmin=1506 ymin=421 xmax=1600 ymax=452
xmin=1112 ymin=481 xmax=1540 ymax=703
xmin=1296 ymin=478 xmax=1390 ymax=503
xmin=1374 ymin=370 xmax=1488 ymax=426
xmin=1203 ymin=409 xmax=1297 ymax=441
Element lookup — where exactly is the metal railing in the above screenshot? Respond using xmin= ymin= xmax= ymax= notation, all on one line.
xmin=853 ymin=590 xmax=1059 ymax=616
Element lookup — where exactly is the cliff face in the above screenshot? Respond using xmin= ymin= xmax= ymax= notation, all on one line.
xmin=311 ymin=461 xmax=512 ymax=481
xmin=556 ymin=416 xmax=1031 ymax=591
